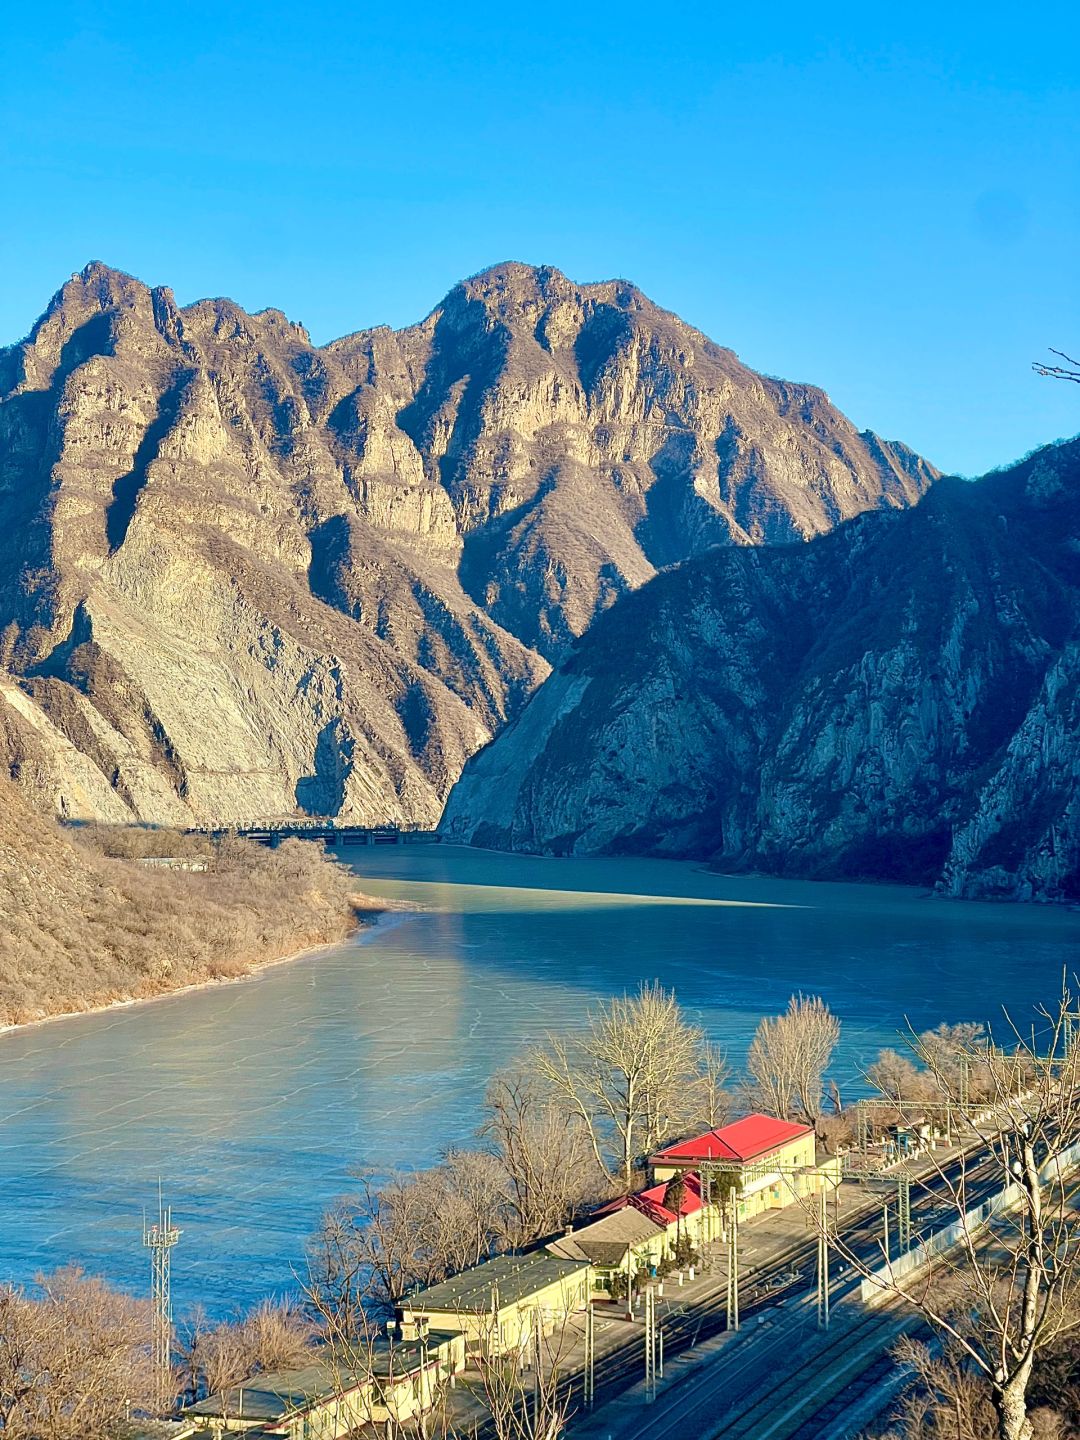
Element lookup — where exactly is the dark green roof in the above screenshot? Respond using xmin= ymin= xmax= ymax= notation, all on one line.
xmin=401 ymin=1251 xmax=589 ymax=1314
xmin=186 ymin=1337 xmax=453 ymax=1422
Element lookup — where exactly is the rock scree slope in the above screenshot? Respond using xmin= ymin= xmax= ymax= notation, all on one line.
xmin=0 ymin=260 xmax=935 ymax=826
xmin=442 ymin=439 xmax=1080 ymax=901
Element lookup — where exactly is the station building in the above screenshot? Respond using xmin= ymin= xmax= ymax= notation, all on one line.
xmin=398 ymin=1249 xmax=590 ymax=1357
xmin=546 ymin=1205 xmax=666 ymax=1297
xmin=650 ymin=1112 xmax=837 ymax=1221
xmin=184 ymin=1335 xmax=459 ymax=1439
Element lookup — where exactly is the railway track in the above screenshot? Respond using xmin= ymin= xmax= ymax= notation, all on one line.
xmin=634 ymin=1305 xmax=925 ymax=1440
xmin=558 ymin=1141 xmax=1005 ymax=1434
xmin=468 ymin=1137 xmax=1007 ymax=1439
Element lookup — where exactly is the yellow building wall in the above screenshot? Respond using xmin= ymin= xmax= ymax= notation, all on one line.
xmin=734 ymin=1135 xmax=835 ymax=1220
xmin=401 ymin=1270 xmax=589 ymax=1354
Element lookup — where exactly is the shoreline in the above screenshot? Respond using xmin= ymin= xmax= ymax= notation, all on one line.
xmin=0 ymin=893 xmax=417 ymax=1040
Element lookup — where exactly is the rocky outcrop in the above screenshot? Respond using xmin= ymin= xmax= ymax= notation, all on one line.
xmin=0 ymin=261 xmax=935 ymax=825
xmin=443 ymin=440 xmax=1080 ymax=901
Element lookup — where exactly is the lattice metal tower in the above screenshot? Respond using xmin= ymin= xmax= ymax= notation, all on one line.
xmin=143 ymin=1187 xmax=181 ymax=1414
xmin=816 ymin=1185 xmax=830 ymax=1330
xmin=725 ymin=1199 xmax=740 ymax=1331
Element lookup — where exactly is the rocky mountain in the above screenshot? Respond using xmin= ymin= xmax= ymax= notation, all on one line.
xmin=0 ymin=260 xmax=935 ymax=826
xmin=443 ymin=439 xmax=1080 ymax=901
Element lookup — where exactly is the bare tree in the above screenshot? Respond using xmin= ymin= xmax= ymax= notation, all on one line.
xmin=745 ymin=993 xmax=840 ymax=1123
xmin=483 ymin=1067 xmax=607 ymax=1246
xmin=177 ymin=1296 xmax=315 ymax=1402
xmin=436 ymin=1149 xmax=513 ymax=1272
xmin=308 ymin=1172 xmax=450 ymax=1326
xmin=867 ymin=1047 xmax=929 ymax=1106
xmin=692 ymin=1040 xmax=732 ymax=1131
xmin=1033 ymin=349 xmax=1080 ymax=384
xmin=0 ymin=1268 xmax=156 ymax=1440
xmin=533 ymin=982 xmax=729 ymax=1187
xmin=880 ymin=1334 xmax=1069 ymax=1440
xmin=307 ymin=1157 xmax=513 ymax=1332
xmin=460 ymin=1303 xmax=579 ymax=1440
xmin=828 ymin=985 xmax=1080 ymax=1440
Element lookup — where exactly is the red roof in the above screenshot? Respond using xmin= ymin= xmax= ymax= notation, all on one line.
xmin=651 ymin=1113 xmax=812 ymax=1166
xmin=589 ymin=1172 xmax=705 ymax=1228
xmin=632 ymin=1171 xmax=705 ymax=1227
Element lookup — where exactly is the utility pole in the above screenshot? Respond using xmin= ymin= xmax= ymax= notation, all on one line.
xmin=882 ymin=1202 xmax=891 ymax=1263
xmin=143 ymin=1184 xmax=181 ymax=1416
xmin=816 ymin=1185 xmax=830 ymax=1330
xmin=417 ymin=1317 xmax=430 ymax=1422
xmin=857 ymin=1104 xmax=871 ymax=1154
xmin=1063 ymin=1009 xmax=1080 ymax=1067
xmin=897 ymin=1170 xmax=912 ymax=1252
xmin=725 ymin=1198 xmax=740 ymax=1331
xmin=532 ymin=1304 xmax=541 ymax=1435
xmin=583 ymin=1300 xmax=595 ymax=1410
xmin=644 ymin=1285 xmax=657 ymax=1403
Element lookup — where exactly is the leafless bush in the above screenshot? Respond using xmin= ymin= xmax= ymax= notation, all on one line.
xmin=72 ymin=824 xmax=214 ymax=862
xmin=0 ymin=779 xmax=359 ymax=1024
xmin=177 ymin=1297 xmax=315 ymax=1402
xmin=0 ymin=1267 xmax=156 ymax=1439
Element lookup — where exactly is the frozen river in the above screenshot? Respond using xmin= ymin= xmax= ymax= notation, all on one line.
xmin=0 ymin=845 xmax=1075 ymax=1314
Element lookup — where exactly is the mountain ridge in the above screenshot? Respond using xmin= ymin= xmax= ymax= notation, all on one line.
xmin=442 ymin=437 xmax=1080 ymax=900
xmin=0 ymin=259 xmax=936 ymax=827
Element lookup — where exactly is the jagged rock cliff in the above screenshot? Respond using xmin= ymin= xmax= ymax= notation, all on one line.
xmin=443 ymin=440 xmax=1080 ymax=900
xmin=0 ymin=260 xmax=934 ymax=825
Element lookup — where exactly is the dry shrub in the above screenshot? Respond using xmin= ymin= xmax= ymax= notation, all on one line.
xmin=178 ymin=1297 xmax=316 ymax=1402
xmin=0 ymin=1267 xmax=156 ymax=1439
xmin=0 ymin=779 xmax=360 ymax=1024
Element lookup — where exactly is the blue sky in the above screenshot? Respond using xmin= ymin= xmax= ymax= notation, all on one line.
xmin=2 ymin=2 xmax=1078 ymax=476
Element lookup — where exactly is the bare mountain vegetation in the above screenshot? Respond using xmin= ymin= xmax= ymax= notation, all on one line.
xmin=0 ymin=775 xmax=357 ymax=1024
xmin=0 ymin=261 xmax=934 ymax=828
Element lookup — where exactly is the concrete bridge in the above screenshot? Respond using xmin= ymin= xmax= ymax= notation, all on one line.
xmin=186 ymin=823 xmax=440 ymax=848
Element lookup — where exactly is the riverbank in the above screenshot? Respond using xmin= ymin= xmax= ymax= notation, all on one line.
xmin=0 ymin=781 xmax=392 ymax=1027
xmin=0 ymin=888 xmax=412 ymax=1038
xmin=1 ymin=847 xmax=1075 ymax=1312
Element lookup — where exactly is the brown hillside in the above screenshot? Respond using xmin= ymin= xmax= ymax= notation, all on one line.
xmin=0 ymin=777 xmax=357 ymax=1024
xmin=0 ymin=261 xmax=935 ymax=829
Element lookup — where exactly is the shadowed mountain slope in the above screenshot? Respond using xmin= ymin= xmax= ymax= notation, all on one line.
xmin=443 ymin=439 xmax=1080 ymax=900
xmin=0 ymin=261 xmax=934 ymax=825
